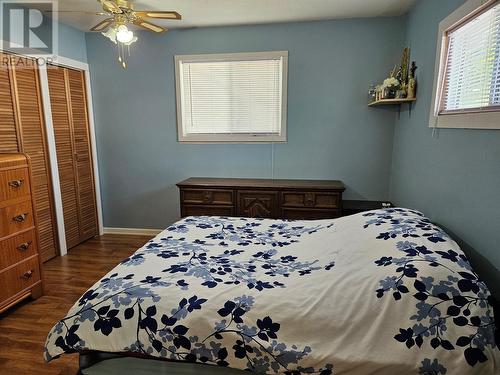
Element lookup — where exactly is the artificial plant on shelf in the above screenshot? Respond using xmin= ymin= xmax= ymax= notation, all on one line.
xmin=371 ymin=47 xmax=416 ymax=102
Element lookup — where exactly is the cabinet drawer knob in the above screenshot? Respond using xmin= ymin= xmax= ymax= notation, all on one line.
xmin=20 ymin=270 xmax=34 ymax=280
xmin=17 ymin=241 xmax=32 ymax=251
xmin=12 ymin=213 xmax=29 ymax=222
xmin=8 ymin=179 xmax=24 ymax=188
xmin=203 ymin=191 xmax=212 ymax=203
xmin=304 ymin=193 xmax=315 ymax=206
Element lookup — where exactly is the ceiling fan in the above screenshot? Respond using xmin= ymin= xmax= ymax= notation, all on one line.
xmin=56 ymin=0 xmax=181 ymax=68
xmin=90 ymin=0 xmax=181 ymax=34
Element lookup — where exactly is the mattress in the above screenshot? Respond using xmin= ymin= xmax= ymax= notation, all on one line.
xmin=45 ymin=209 xmax=500 ymax=374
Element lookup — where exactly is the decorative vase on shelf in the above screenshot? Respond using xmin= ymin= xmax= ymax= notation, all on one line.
xmin=395 ymin=89 xmax=406 ymax=99
xmin=381 ymin=77 xmax=400 ymax=100
xmin=407 ymin=78 xmax=416 ymax=99
xmin=385 ymin=87 xmax=397 ymax=99
xmin=407 ymin=61 xmax=418 ymax=99
xmin=368 ymin=85 xmax=377 ymax=103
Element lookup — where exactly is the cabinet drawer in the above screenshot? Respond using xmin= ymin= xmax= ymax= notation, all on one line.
xmin=281 ymin=191 xmax=340 ymax=209
xmin=0 ymin=168 xmax=30 ymax=202
xmin=181 ymin=205 xmax=234 ymax=217
xmin=282 ymin=208 xmax=341 ymax=220
xmin=0 ymin=229 xmax=37 ymax=270
xmin=0 ymin=200 xmax=34 ymax=238
xmin=0 ymin=256 xmax=40 ymax=304
xmin=237 ymin=190 xmax=278 ymax=218
xmin=181 ymin=189 xmax=234 ymax=206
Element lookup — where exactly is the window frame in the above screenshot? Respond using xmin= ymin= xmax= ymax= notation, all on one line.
xmin=174 ymin=51 xmax=288 ymax=143
xmin=430 ymin=0 xmax=500 ymax=129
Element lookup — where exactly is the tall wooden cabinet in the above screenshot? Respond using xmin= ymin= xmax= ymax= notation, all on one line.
xmin=0 ymin=154 xmax=43 ymax=313
xmin=47 ymin=66 xmax=98 ymax=249
xmin=0 ymin=53 xmax=59 ymax=262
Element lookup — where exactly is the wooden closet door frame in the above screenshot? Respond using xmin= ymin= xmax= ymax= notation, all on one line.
xmin=0 ymin=46 xmax=103 ymax=256
xmin=38 ymin=57 xmax=104 ymax=256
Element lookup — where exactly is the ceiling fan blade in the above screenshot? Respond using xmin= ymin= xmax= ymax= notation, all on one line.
xmin=44 ymin=11 xmax=106 ymax=15
xmin=100 ymin=0 xmax=122 ymax=14
xmin=90 ymin=18 xmax=114 ymax=31
xmin=134 ymin=19 xmax=166 ymax=33
xmin=135 ymin=11 xmax=181 ymax=20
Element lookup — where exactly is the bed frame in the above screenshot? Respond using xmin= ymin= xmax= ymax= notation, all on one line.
xmin=78 ymin=351 xmax=174 ymax=374
xmin=77 ymin=350 xmax=246 ymax=374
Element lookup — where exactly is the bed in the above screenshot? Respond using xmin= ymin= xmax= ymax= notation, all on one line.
xmin=45 ymin=208 xmax=500 ymax=374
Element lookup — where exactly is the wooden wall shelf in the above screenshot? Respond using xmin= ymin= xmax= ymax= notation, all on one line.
xmin=368 ymin=98 xmax=416 ymax=107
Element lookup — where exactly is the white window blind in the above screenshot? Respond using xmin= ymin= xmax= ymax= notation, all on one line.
xmin=175 ymin=52 xmax=288 ymax=142
xmin=441 ymin=1 xmax=500 ymax=113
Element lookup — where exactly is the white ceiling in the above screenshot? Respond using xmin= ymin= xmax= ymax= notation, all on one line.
xmin=45 ymin=0 xmax=416 ymax=32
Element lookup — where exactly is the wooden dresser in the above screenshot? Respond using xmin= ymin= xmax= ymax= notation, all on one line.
xmin=0 ymin=154 xmax=43 ymax=314
xmin=177 ymin=178 xmax=345 ymax=220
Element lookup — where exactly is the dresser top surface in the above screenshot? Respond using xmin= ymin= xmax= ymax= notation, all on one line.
xmin=0 ymin=153 xmax=27 ymax=168
xmin=177 ymin=177 xmax=345 ymax=191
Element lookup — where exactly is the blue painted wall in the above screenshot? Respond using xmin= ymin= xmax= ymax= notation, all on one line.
xmin=390 ymin=0 xmax=500 ymax=295
xmin=85 ymin=18 xmax=406 ymax=229
xmin=57 ymin=22 xmax=87 ymax=62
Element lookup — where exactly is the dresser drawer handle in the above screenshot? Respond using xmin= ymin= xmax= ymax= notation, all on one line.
xmin=304 ymin=193 xmax=315 ymax=206
xmin=12 ymin=213 xmax=29 ymax=222
xmin=17 ymin=241 xmax=32 ymax=251
xmin=203 ymin=191 xmax=213 ymax=203
xmin=8 ymin=179 xmax=24 ymax=188
xmin=20 ymin=270 xmax=34 ymax=280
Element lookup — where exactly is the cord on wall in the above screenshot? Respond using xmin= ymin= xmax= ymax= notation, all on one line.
xmin=271 ymin=142 xmax=275 ymax=180
xmin=431 ymin=117 xmax=440 ymax=139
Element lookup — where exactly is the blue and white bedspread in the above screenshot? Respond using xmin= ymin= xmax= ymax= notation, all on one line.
xmin=45 ymin=208 xmax=499 ymax=374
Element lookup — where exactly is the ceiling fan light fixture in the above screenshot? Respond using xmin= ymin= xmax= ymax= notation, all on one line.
xmin=87 ymin=0 xmax=181 ymax=68
xmin=101 ymin=27 xmax=117 ymax=43
xmin=116 ymin=24 xmax=134 ymax=44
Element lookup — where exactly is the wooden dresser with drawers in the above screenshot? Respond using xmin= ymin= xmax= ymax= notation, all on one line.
xmin=177 ymin=177 xmax=345 ymax=220
xmin=0 ymin=154 xmax=43 ymax=313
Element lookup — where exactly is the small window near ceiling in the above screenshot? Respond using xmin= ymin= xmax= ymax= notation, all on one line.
xmin=174 ymin=52 xmax=288 ymax=143
xmin=430 ymin=0 xmax=500 ymax=129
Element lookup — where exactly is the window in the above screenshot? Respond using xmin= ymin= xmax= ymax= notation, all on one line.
xmin=430 ymin=0 xmax=500 ymax=129
xmin=175 ymin=52 xmax=288 ymax=142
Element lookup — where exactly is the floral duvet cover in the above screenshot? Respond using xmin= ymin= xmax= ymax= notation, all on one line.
xmin=45 ymin=209 xmax=499 ymax=374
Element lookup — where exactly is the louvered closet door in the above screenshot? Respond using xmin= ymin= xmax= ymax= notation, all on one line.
xmin=0 ymin=53 xmax=59 ymax=262
xmin=0 ymin=53 xmax=19 ymax=152
xmin=47 ymin=66 xmax=81 ymax=248
xmin=67 ymin=69 xmax=98 ymax=241
xmin=12 ymin=62 xmax=59 ymax=262
xmin=48 ymin=66 xmax=98 ymax=248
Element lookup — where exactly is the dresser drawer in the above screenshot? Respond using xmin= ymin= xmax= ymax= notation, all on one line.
xmin=0 ymin=167 xmax=30 ymax=202
xmin=281 ymin=191 xmax=340 ymax=209
xmin=181 ymin=189 xmax=234 ymax=206
xmin=0 ymin=229 xmax=37 ymax=270
xmin=0 ymin=256 xmax=40 ymax=304
xmin=237 ymin=190 xmax=278 ymax=218
xmin=0 ymin=200 xmax=34 ymax=238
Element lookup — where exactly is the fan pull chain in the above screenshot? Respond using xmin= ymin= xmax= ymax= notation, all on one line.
xmin=117 ymin=43 xmax=121 ymax=63
xmin=117 ymin=43 xmax=127 ymax=69
xmin=122 ymin=43 xmax=126 ymax=68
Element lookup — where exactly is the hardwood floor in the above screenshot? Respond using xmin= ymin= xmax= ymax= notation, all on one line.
xmin=0 ymin=234 xmax=151 ymax=375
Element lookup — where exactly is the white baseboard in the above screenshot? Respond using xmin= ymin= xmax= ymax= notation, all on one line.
xmin=103 ymin=227 xmax=163 ymax=236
